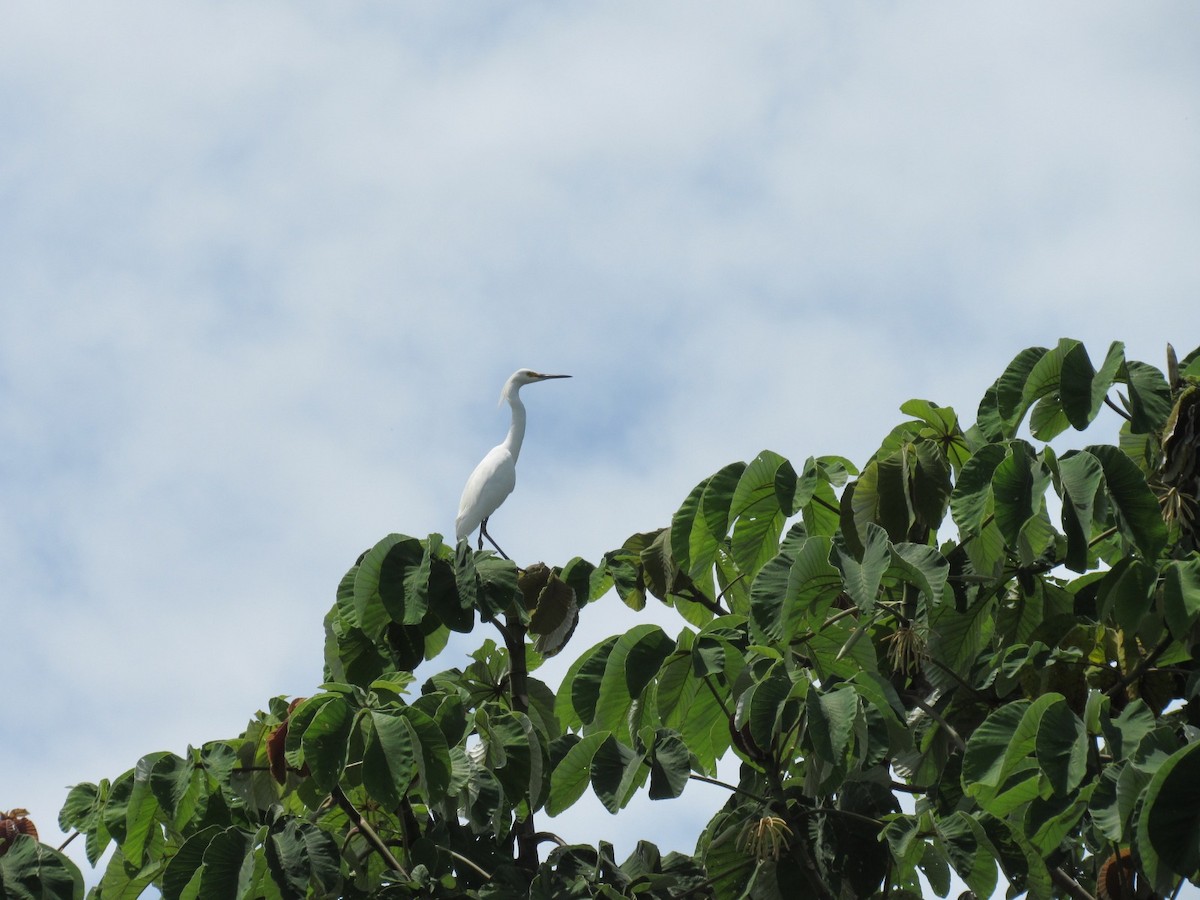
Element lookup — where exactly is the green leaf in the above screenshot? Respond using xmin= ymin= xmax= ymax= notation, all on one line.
xmin=589 ymin=625 xmax=671 ymax=736
xmin=749 ymin=534 xmax=839 ymax=643
xmin=950 ymin=443 xmax=1007 ymax=535
xmin=852 ymin=451 xmax=913 ymax=543
xmin=428 ymin=552 xmax=473 ymax=633
xmin=547 ymin=731 xmax=610 ymax=816
xmin=362 ymin=711 xmax=416 ymax=810
xmin=673 ymin=462 xmax=746 ymax=580
xmin=1087 ymin=444 xmax=1168 ymax=559
xmin=935 ymin=812 xmax=998 ymax=900
xmin=1057 ymin=450 xmax=1105 ymax=572
xmin=1061 ymin=340 xmax=1125 ymax=429
xmin=1120 ymin=359 xmax=1173 ymax=433
xmin=591 ymin=735 xmax=647 ymax=814
xmin=400 ymin=706 xmax=453 ymax=801
xmin=299 ymin=696 xmax=354 ymax=790
xmin=962 ymin=701 xmax=1032 ymax=802
xmin=729 ymin=451 xmax=792 ymax=578
xmin=265 ymin=817 xmax=341 ymax=900
xmin=733 ymin=662 xmax=794 ymax=756
xmin=198 ymin=827 xmax=256 ymax=900
xmin=1096 ymin=557 xmax=1157 ymax=631
xmin=1162 ymin=555 xmax=1200 ymax=640
xmin=992 ymin=441 xmax=1047 ymax=548
xmin=161 ymin=826 xmax=221 ymax=900
xmin=806 ymin=684 xmax=859 ymax=766
xmin=835 ymin=522 xmax=890 ymax=612
xmin=996 ymin=347 xmax=1050 ymax=424
xmin=648 ymin=729 xmax=692 ymax=800
xmin=354 ymin=534 xmax=422 ymax=628
xmin=558 ymin=635 xmax=618 ymax=729
xmin=1138 ymin=740 xmax=1200 ymax=891
xmin=887 ymin=542 xmax=949 ymax=608
xmin=0 ymin=835 xmax=84 ymax=900
xmin=1034 ymin=698 xmax=1087 ymax=796
xmin=116 ymin=756 xmax=166 ymax=869
xmin=622 ymin=626 xmax=676 ymax=700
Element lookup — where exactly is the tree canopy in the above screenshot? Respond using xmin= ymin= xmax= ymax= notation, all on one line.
xmin=4 ymin=338 xmax=1200 ymax=900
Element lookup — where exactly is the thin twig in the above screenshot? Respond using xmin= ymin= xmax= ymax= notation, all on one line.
xmin=57 ymin=831 xmax=79 ymax=852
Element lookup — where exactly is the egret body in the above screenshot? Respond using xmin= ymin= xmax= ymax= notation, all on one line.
xmin=456 ymin=369 xmax=570 ymax=558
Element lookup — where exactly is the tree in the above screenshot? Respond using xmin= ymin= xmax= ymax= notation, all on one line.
xmin=6 ymin=338 xmax=1200 ymax=900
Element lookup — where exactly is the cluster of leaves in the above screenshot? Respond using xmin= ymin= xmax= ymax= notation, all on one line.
xmin=8 ymin=338 xmax=1200 ymax=900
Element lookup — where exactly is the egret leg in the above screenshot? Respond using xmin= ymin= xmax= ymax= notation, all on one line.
xmin=479 ymin=518 xmax=510 ymax=560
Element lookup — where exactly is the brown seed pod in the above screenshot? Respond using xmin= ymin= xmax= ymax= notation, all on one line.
xmin=0 ymin=809 xmax=38 ymax=857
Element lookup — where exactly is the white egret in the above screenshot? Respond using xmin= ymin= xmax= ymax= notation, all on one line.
xmin=455 ymin=369 xmax=570 ymax=559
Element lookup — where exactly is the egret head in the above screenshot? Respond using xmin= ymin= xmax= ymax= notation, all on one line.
xmin=500 ymin=369 xmax=571 ymax=403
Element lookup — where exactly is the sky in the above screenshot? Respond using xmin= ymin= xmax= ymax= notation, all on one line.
xmin=3 ymin=1 xmax=1199 ymax=895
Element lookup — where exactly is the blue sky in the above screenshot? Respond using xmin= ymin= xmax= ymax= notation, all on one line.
xmin=3 ymin=2 xmax=1200 ymax=894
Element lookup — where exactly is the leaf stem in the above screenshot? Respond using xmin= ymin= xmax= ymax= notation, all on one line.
xmin=1103 ymin=395 xmax=1132 ymax=422
xmin=687 ymin=773 xmax=767 ymax=804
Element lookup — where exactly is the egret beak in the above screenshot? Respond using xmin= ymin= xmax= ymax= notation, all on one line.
xmin=532 ymin=373 xmax=571 ymax=380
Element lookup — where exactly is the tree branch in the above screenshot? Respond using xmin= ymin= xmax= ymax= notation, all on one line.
xmin=332 ymin=785 xmax=410 ymax=880
xmin=1050 ymin=865 xmax=1097 ymax=900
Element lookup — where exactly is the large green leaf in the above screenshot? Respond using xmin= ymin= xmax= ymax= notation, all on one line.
xmin=991 ymin=345 xmax=1050 ymax=434
xmin=733 ymin=662 xmax=795 ymax=757
xmin=0 ymin=835 xmax=84 ymax=900
xmin=1162 ymin=555 xmax=1200 ymax=640
xmin=962 ymin=700 xmax=1037 ymax=814
xmin=950 ymin=443 xmax=1006 ymax=535
xmin=161 ymin=826 xmax=221 ymax=900
xmin=561 ymin=635 xmax=619 ymax=728
xmin=592 ymin=624 xmax=673 ymax=736
xmin=264 ymin=817 xmax=341 ymax=900
xmin=400 ymin=705 xmax=453 ymax=801
xmin=672 ymin=462 xmax=746 ymax=579
xmin=1034 ymin=698 xmax=1088 ymax=796
xmin=197 ymin=827 xmax=257 ymax=900
xmin=590 ymin=735 xmax=647 ymax=814
xmin=729 ymin=451 xmax=792 ymax=578
xmin=354 ymin=534 xmax=423 ymax=627
xmin=935 ymin=812 xmax=998 ymax=899
xmin=887 ymin=542 xmax=949 ymax=608
xmin=361 ymin=710 xmax=416 ymax=810
xmin=991 ymin=441 xmax=1047 ymax=548
xmin=1087 ymin=444 xmax=1168 ymax=559
xmin=852 ymin=451 xmax=913 ymax=543
xmin=1060 ymin=340 xmax=1125 ymax=430
xmin=122 ymin=752 xmax=168 ymax=866
xmin=749 ymin=534 xmax=839 ymax=643
xmin=1056 ymin=450 xmax=1105 ymax=572
xmin=806 ymin=684 xmax=860 ymax=766
xmin=647 ymin=728 xmax=692 ymax=800
xmin=1120 ymin=359 xmax=1173 ymax=433
xmin=299 ymin=695 xmax=354 ymax=790
xmin=835 ymin=522 xmax=890 ymax=612
xmin=1137 ymin=740 xmax=1200 ymax=891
